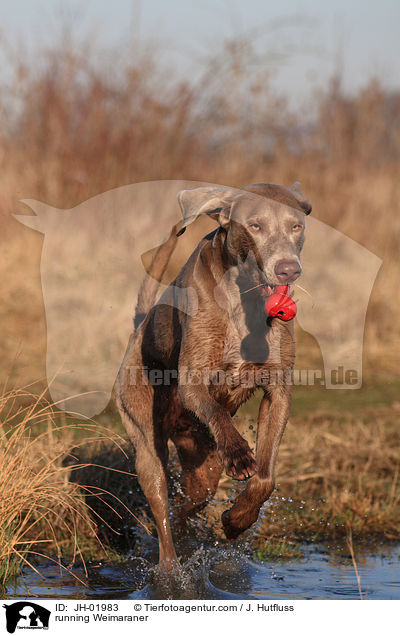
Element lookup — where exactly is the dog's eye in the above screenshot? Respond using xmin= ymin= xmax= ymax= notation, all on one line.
xmin=248 ymin=222 xmax=261 ymax=232
xmin=292 ymin=224 xmax=303 ymax=231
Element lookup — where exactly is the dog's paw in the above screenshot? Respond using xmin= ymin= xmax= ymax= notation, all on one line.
xmin=219 ymin=438 xmax=257 ymax=481
xmin=221 ymin=505 xmax=260 ymax=540
xmin=221 ymin=510 xmax=244 ymax=540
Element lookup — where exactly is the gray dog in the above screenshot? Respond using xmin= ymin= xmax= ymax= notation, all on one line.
xmin=115 ymin=181 xmax=311 ymax=564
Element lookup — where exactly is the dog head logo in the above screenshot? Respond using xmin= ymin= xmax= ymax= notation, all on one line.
xmin=3 ymin=602 xmax=50 ymax=633
xmin=14 ymin=180 xmax=382 ymax=417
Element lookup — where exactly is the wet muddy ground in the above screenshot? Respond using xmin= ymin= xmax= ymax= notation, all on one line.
xmin=7 ymin=541 xmax=400 ymax=600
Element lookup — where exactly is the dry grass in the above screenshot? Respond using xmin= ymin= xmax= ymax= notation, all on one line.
xmin=249 ymin=402 xmax=400 ymax=541
xmin=347 ymin=529 xmax=364 ymax=599
xmin=0 ymin=383 xmax=141 ymax=586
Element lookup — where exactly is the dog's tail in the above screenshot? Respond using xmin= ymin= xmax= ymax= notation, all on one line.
xmin=133 ymin=223 xmax=179 ymax=329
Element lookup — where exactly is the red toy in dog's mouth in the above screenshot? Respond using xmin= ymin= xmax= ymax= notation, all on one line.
xmin=264 ymin=284 xmax=297 ymax=321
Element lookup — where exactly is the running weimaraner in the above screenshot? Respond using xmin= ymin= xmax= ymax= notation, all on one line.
xmin=115 ymin=181 xmax=311 ymax=564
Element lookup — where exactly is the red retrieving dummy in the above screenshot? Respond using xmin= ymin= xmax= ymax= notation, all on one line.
xmin=264 ymin=285 xmax=297 ymax=321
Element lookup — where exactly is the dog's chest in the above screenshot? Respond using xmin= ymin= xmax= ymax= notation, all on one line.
xmin=210 ymin=315 xmax=295 ymax=412
xmin=215 ymin=277 xmax=288 ymax=367
xmin=222 ymin=304 xmax=291 ymax=368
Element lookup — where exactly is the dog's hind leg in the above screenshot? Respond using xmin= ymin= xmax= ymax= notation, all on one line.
xmin=171 ymin=420 xmax=222 ymax=530
xmin=117 ymin=393 xmax=177 ymax=564
xmin=134 ymin=438 xmax=177 ymax=563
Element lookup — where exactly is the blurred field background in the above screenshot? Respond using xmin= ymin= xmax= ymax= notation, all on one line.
xmin=1 ymin=21 xmax=399 ymax=388
xmin=0 ymin=5 xmax=399 ymax=582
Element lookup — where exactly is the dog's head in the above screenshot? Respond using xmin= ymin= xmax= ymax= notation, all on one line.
xmin=177 ymin=182 xmax=312 ymax=291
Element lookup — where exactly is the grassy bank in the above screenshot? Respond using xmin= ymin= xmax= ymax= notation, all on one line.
xmin=0 ymin=385 xmax=141 ymax=587
xmin=254 ymin=401 xmax=400 ymax=542
xmin=234 ymin=382 xmax=400 ymax=544
xmin=0 ymin=379 xmax=399 ymax=588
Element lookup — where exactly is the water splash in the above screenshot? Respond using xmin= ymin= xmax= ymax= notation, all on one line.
xmin=131 ymin=542 xmax=255 ymax=600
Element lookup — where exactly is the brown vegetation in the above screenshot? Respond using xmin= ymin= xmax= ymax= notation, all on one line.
xmin=0 ymin=29 xmax=399 ymax=582
xmin=0 ymin=384 xmax=139 ymax=585
xmin=253 ymin=403 xmax=400 ymax=541
xmin=1 ymin=33 xmax=400 ymax=387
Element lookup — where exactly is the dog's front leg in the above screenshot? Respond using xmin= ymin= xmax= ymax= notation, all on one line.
xmin=178 ymin=379 xmax=257 ymax=481
xmin=222 ymin=385 xmax=291 ymax=539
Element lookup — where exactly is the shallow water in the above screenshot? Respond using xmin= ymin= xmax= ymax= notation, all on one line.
xmin=6 ymin=541 xmax=400 ymax=600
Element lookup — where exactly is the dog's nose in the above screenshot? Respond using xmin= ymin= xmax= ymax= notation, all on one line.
xmin=274 ymin=259 xmax=301 ymax=284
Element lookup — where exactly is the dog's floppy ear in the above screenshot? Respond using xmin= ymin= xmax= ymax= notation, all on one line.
xmin=289 ymin=182 xmax=312 ymax=215
xmin=176 ymin=186 xmax=238 ymax=236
